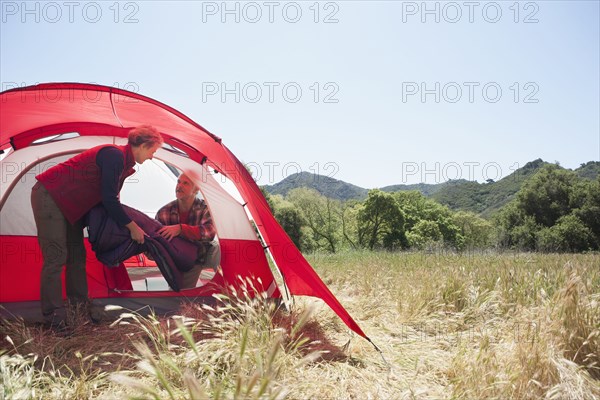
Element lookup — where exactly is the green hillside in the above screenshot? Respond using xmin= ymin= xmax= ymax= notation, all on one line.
xmin=263 ymin=160 xmax=599 ymax=215
xmin=380 ymin=182 xmax=447 ymax=196
xmin=263 ymin=171 xmax=368 ymax=201
xmin=432 ymin=159 xmax=549 ymax=216
xmin=430 ymin=160 xmax=599 ymax=216
xmin=576 ymin=161 xmax=600 ymax=180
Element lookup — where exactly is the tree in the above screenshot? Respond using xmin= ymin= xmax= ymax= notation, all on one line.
xmin=453 ymin=211 xmax=494 ymax=249
xmin=510 ymin=216 xmax=539 ymax=251
xmin=393 ymin=191 xmax=428 ymax=230
xmin=495 ymin=166 xmax=600 ymax=252
xmin=287 ymin=188 xmax=341 ymax=253
xmin=338 ymin=200 xmax=360 ymax=249
xmin=494 ymin=201 xmax=528 ymax=248
xmin=267 ymin=194 xmax=306 ymax=250
xmin=572 ymin=176 xmax=600 ymax=248
xmin=537 ymin=215 xmax=594 ymax=252
xmin=394 ymin=191 xmax=464 ymax=250
xmin=357 ymin=190 xmax=406 ymax=250
xmin=516 ymin=165 xmax=578 ymax=227
xmin=275 ymin=205 xmax=304 ymax=250
xmin=406 ymin=220 xmax=442 ymax=249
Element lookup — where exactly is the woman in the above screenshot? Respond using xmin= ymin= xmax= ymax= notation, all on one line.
xmin=31 ymin=125 xmax=164 ymax=329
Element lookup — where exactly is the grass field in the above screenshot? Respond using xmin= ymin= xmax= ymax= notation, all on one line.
xmin=1 ymin=252 xmax=599 ymax=399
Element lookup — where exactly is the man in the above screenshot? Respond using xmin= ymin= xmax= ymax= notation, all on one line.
xmin=155 ymin=173 xmax=220 ymax=289
xmin=31 ymin=125 xmax=164 ymax=328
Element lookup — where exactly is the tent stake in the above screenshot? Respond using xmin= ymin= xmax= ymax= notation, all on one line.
xmin=366 ymin=337 xmax=390 ymax=370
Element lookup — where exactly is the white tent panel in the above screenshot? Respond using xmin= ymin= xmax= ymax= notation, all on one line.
xmin=1 ymin=136 xmax=116 ymax=236
xmin=120 ymin=160 xmax=179 ymax=218
xmin=1 ymin=136 xmax=260 ymax=242
xmin=1 ymin=155 xmax=71 ymax=236
xmin=156 ymin=152 xmax=259 ymax=241
xmin=1 ymin=136 xmax=115 ymax=202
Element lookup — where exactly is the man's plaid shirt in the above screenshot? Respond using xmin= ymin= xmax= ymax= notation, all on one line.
xmin=155 ymin=198 xmax=216 ymax=262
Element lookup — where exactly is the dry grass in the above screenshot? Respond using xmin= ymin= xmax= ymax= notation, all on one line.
xmin=1 ymin=252 xmax=599 ymax=399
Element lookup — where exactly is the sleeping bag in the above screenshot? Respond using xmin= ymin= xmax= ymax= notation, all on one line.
xmin=84 ymin=204 xmax=199 ymax=291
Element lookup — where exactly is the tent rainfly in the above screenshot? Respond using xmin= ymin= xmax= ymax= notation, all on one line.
xmin=0 ymin=82 xmax=377 ymax=348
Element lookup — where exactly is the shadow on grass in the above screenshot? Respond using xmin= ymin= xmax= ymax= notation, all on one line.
xmin=271 ymin=308 xmax=364 ymax=366
xmin=0 ymin=312 xmax=142 ymax=375
xmin=1 ymin=298 xmax=363 ymax=381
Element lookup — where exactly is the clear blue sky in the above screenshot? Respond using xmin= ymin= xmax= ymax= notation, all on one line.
xmin=2 ymin=1 xmax=598 ymax=187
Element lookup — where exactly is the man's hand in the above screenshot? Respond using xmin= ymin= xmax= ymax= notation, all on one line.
xmin=126 ymin=221 xmax=146 ymax=244
xmin=158 ymin=225 xmax=182 ymax=241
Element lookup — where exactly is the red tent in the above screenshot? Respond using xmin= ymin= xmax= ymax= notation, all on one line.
xmin=0 ymin=83 xmax=368 ymax=340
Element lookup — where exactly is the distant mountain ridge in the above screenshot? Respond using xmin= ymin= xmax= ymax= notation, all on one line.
xmin=263 ymin=171 xmax=368 ymax=201
xmin=379 ymin=182 xmax=447 ymax=196
xmin=263 ymin=160 xmax=600 ymax=215
xmin=576 ymin=161 xmax=600 ymax=180
xmin=431 ymin=159 xmax=550 ymax=217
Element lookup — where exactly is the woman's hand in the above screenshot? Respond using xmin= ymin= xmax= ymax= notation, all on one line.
xmin=126 ymin=221 xmax=146 ymax=244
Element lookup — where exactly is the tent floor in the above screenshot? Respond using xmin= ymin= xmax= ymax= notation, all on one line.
xmin=126 ymin=266 xmax=217 ymax=291
xmin=0 ymin=268 xmax=219 ymax=323
xmin=0 ymin=296 xmax=219 ymax=323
